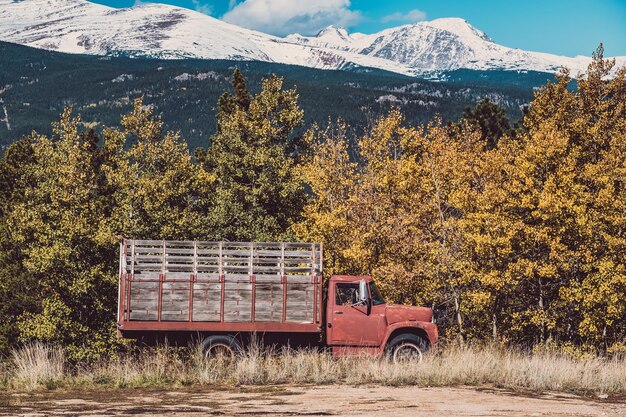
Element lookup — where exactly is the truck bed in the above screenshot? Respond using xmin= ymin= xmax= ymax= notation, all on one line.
xmin=117 ymin=240 xmax=323 ymax=334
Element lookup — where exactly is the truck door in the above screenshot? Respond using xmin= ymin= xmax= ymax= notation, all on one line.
xmin=327 ymin=282 xmax=384 ymax=346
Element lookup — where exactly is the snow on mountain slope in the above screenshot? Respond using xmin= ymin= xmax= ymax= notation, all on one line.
xmin=0 ymin=0 xmax=272 ymax=60
xmin=291 ymin=18 xmax=626 ymax=75
xmin=0 ymin=0 xmax=417 ymax=74
xmin=1 ymin=0 xmax=624 ymax=76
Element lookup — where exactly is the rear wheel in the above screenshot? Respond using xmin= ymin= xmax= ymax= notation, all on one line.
xmin=385 ymin=334 xmax=428 ymax=363
xmin=202 ymin=335 xmax=242 ymax=363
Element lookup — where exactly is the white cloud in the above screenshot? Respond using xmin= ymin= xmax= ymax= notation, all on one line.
xmin=191 ymin=0 xmax=213 ymax=15
xmin=222 ymin=0 xmax=362 ymax=36
xmin=381 ymin=9 xmax=426 ymax=24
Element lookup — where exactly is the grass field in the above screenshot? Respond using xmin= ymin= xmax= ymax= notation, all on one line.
xmin=2 ymin=342 xmax=625 ymax=398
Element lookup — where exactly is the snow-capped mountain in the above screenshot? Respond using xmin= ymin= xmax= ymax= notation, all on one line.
xmin=0 ymin=0 xmax=416 ymax=75
xmin=1 ymin=0 xmax=624 ymax=76
xmin=288 ymin=19 xmax=626 ymax=75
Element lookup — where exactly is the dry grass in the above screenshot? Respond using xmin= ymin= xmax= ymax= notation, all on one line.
xmin=2 ymin=342 xmax=626 ymax=397
xmin=9 ymin=342 xmax=65 ymax=390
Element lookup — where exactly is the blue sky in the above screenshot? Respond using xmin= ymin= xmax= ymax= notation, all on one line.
xmin=93 ymin=0 xmax=626 ymax=57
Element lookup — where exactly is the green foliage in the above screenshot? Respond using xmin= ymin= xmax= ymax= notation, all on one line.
xmin=202 ymin=71 xmax=307 ymax=240
xmin=0 ymin=109 xmax=119 ymax=360
xmin=460 ymin=98 xmax=512 ymax=149
xmin=106 ymin=97 xmax=215 ymax=240
xmin=0 ymin=138 xmax=37 ymax=354
xmin=0 ymin=70 xmax=308 ymax=358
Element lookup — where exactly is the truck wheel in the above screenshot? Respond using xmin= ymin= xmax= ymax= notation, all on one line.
xmin=386 ymin=334 xmax=428 ymax=363
xmin=202 ymin=335 xmax=241 ymax=363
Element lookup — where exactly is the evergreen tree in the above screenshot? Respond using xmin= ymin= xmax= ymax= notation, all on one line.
xmin=461 ymin=98 xmax=512 ymax=149
xmin=205 ymin=70 xmax=307 ymax=241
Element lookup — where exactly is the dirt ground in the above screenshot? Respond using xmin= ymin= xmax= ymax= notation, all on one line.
xmin=2 ymin=385 xmax=625 ymax=417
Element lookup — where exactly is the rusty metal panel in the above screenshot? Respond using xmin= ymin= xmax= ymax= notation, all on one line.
xmin=331 ymin=346 xmax=380 ymax=357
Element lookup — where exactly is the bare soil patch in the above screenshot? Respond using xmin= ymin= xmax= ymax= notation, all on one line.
xmin=2 ymin=385 xmax=625 ymax=417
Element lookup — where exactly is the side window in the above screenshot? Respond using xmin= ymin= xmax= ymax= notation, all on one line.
xmin=335 ymin=283 xmax=360 ymax=306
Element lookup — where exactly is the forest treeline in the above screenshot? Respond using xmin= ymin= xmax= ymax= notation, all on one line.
xmin=0 ymin=46 xmax=625 ymax=359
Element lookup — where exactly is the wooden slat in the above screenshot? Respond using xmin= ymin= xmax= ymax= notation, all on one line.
xmin=130 ymin=311 xmax=158 ymax=321
xmin=285 ymin=276 xmax=314 ymax=282
xmin=165 ymin=241 xmax=195 ymax=246
xmin=133 ymin=255 xmax=165 ymax=261
xmin=192 ymin=311 xmax=221 ymax=321
xmin=196 ymin=265 xmax=221 ymax=271
xmin=255 ymin=275 xmax=282 ymax=283
xmin=255 ymin=282 xmax=283 ymax=322
xmin=223 ymin=274 xmax=252 ymax=282
xmin=131 ymin=272 xmax=161 ymax=278
xmin=164 ymin=255 xmax=195 ymax=262
xmin=130 ymin=281 xmax=159 ymax=290
xmin=129 ymin=300 xmax=159 ymax=310
xmin=127 ymin=240 xmax=321 ymax=276
xmin=132 ymin=239 xmax=164 ymax=246
xmin=195 ymin=274 xmax=221 ymax=281
xmin=127 ymin=247 xmax=160 ymax=254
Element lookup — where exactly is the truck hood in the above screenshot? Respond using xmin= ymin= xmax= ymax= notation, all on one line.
xmin=385 ymin=304 xmax=433 ymax=324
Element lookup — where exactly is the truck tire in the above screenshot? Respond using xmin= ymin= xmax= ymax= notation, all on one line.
xmin=385 ymin=334 xmax=428 ymax=363
xmin=202 ymin=335 xmax=242 ymax=362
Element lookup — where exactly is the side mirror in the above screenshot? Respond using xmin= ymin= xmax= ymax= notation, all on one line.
xmin=359 ymin=279 xmax=371 ymax=315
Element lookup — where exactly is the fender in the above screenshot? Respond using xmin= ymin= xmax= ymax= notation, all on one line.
xmin=379 ymin=321 xmax=439 ymax=353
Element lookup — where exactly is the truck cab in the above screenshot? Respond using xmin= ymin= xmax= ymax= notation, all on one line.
xmin=326 ymin=275 xmax=438 ymax=361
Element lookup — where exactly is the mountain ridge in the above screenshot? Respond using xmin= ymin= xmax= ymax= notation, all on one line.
xmin=0 ymin=39 xmax=557 ymax=150
xmin=1 ymin=0 xmax=624 ymax=76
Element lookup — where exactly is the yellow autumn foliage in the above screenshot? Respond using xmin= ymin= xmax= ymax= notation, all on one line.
xmin=297 ymin=45 xmax=626 ymax=349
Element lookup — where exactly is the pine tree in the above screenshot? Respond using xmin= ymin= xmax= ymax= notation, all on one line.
xmin=205 ymin=70 xmax=306 ymax=241
xmin=461 ymin=98 xmax=512 ymax=149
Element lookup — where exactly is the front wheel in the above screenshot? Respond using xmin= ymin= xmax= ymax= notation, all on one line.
xmin=385 ymin=334 xmax=428 ymax=363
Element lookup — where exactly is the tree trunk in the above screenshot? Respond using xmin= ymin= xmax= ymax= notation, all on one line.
xmin=454 ymin=292 xmax=464 ymax=346
xmin=538 ymin=277 xmax=546 ymax=343
xmin=492 ymin=294 xmax=499 ymax=341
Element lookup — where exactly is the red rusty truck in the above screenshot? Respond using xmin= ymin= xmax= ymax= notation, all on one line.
xmin=117 ymin=239 xmax=438 ymax=361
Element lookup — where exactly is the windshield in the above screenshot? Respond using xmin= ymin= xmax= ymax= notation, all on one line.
xmin=369 ymin=282 xmax=386 ymax=305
